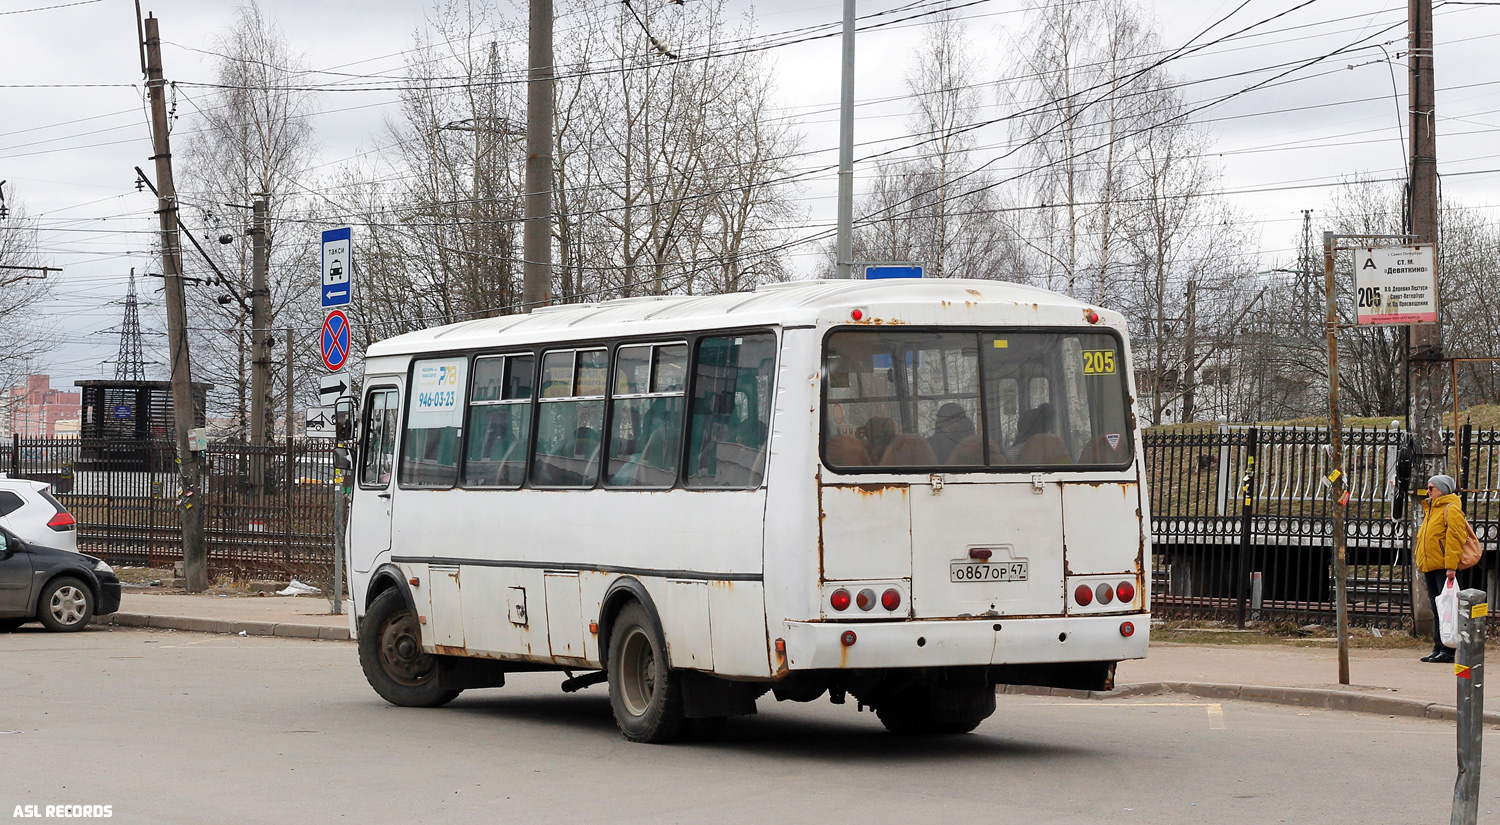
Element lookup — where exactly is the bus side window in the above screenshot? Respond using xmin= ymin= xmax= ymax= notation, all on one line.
xmin=401 ymin=357 xmax=469 ymax=488
xmin=532 ymin=349 xmax=607 ymax=487
xmin=607 ymin=344 xmax=687 ymax=488
xmin=359 ymin=389 xmax=398 ymax=487
xmin=686 ymin=333 xmax=775 ymax=488
xmin=464 ymin=354 xmax=534 ymax=487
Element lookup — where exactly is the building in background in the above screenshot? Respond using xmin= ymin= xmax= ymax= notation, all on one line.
xmin=8 ymin=375 xmax=82 ymax=438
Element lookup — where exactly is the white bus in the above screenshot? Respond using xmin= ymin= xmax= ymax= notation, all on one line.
xmin=347 ymin=278 xmax=1149 ymax=742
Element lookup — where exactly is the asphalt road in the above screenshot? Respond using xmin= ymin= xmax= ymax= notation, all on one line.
xmin=1 ymin=626 xmax=1494 ymax=825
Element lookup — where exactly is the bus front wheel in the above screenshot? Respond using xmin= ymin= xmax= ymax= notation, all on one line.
xmin=358 ymin=588 xmax=460 ymax=708
xmin=607 ymin=601 xmax=687 ymax=743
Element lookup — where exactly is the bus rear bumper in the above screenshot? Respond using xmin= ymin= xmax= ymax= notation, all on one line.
xmin=781 ymin=613 xmax=1149 ymax=671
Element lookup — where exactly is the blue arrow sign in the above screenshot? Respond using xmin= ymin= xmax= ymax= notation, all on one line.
xmin=321 ymin=227 xmax=352 ymax=308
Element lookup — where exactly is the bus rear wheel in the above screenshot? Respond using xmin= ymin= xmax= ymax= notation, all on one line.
xmin=358 ymin=588 xmax=460 ymax=708
xmin=875 ymin=685 xmax=995 ymax=735
xmin=607 ymin=601 xmax=687 ymax=743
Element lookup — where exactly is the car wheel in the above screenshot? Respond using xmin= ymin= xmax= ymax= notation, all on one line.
xmin=37 ymin=577 xmax=94 ymax=632
xmin=0 ymin=618 xmax=25 ymax=633
xmin=607 ymin=601 xmax=686 ymax=743
xmin=358 ymin=588 xmax=460 ymax=708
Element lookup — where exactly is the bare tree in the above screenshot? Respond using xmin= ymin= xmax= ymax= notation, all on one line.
xmin=0 ymin=191 xmax=56 ymax=398
xmin=177 ymin=2 xmax=320 ymax=438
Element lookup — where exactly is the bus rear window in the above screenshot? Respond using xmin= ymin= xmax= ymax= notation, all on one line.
xmin=823 ymin=330 xmax=1132 ymax=471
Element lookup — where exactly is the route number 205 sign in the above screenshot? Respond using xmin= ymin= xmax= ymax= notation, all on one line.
xmin=1353 ymin=244 xmax=1437 ymax=326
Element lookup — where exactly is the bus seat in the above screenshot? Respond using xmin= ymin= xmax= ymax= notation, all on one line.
xmin=945 ymin=434 xmax=991 ymax=466
xmin=826 ymin=434 xmax=872 ymax=466
xmin=1018 ymin=433 xmax=1072 ymax=465
xmin=881 ymin=433 xmax=936 ymax=466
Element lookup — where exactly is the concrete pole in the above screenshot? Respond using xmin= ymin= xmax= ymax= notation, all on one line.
xmin=144 ymin=14 xmax=207 ymax=592
xmin=249 ymin=194 xmax=270 ymax=491
xmin=522 ymin=0 xmax=554 ymax=310
xmin=834 ymin=0 xmax=856 ymax=280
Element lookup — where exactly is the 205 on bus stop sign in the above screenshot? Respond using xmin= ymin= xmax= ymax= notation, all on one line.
xmin=1353 ymin=244 xmax=1436 ymax=325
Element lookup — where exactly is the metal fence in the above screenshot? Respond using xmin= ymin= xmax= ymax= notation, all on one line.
xmin=1145 ymin=424 xmax=1500 ymax=628
xmin=4 ymin=436 xmax=337 ymax=581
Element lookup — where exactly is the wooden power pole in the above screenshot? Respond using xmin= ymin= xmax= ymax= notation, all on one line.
xmin=143 ymin=14 xmax=207 ymax=591
xmin=522 ymin=0 xmax=553 ymax=311
xmin=1408 ymin=0 xmax=1444 ymax=636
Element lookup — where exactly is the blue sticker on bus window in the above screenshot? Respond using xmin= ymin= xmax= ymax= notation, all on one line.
xmin=872 ymin=353 xmax=892 ymax=369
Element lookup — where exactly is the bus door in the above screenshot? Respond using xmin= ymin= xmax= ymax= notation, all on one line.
xmin=350 ymin=385 xmax=400 ymax=574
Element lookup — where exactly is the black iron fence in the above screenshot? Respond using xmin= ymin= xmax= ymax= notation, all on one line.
xmin=1145 ymin=424 xmax=1500 ymax=628
xmin=4 ymin=436 xmax=337 ymax=581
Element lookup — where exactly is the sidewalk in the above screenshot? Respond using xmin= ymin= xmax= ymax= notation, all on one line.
xmin=93 ymin=590 xmax=1491 ymax=723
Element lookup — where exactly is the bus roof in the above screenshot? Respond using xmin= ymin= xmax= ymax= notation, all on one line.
xmin=366 ymin=278 xmax=1116 ymax=357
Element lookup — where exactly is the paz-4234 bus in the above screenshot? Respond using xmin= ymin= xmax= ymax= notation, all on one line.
xmin=345 ymin=278 xmax=1149 ymax=742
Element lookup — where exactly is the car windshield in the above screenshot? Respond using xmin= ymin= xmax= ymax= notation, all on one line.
xmin=823 ymin=329 xmax=1133 ymax=471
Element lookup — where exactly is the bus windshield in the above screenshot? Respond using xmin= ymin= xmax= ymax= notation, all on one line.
xmin=822 ymin=329 xmax=1133 ymax=471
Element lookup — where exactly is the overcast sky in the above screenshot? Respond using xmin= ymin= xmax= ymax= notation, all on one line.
xmin=2 ymin=0 xmax=1497 ymax=390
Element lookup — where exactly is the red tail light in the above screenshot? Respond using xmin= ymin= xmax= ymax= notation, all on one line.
xmin=881 ymin=588 xmax=901 ymax=610
xmin=1117 ymin=580 xmax=1136 ymax=603
xmin=47 ymin=511 xmax=76 ymax=530
xmin=1120 ymin=621 xmax=1135 ymax=637
xmin=1073 ymin=584 xmax=1093 ymax=606
xmin=840 ymin=630 xmax=857 ymax=647
xmin=830 ymin=589 xmax=851 ymax=611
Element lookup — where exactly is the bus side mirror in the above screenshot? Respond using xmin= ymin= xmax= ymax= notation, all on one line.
xmin=334 ymin=397 xmax=356 ymax=442
xmin=332 ymin=446 xmax=354 ymax=472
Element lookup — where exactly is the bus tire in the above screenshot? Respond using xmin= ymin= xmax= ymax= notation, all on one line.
xmin=876 ymin=686 xmax=994 ymax=735
xmin=607 ymin=601 xmax=687 ymax=743
xmin=359 ymin=588 xmax=460 ymax=708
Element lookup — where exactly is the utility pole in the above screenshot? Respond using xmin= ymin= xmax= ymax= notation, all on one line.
xmin=834 ymin=0 xmax=856 ymax=279
xmin=1408 ymin=0 xmax=1443 ymax=470
xmin=522 ymin=0 xmax=553 ymax=310
xmin=249 ymin=194 xmax=271 ymax=489
xmin=143 ymin=14 xmax=207 ymax=592
xmin=1408 ymin=0 xmax=1444 ymax=637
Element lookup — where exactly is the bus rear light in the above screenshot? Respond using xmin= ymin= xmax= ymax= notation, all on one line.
xmin=1085 ymin=309 xmax=1101 ymax=324
xmin=856 ymin=589 xmax=876 ymax=611
xmin=830 ymin=589 xmax=851 ymax=611
xmin=1095 ymin=583 xmax=1114 ymax=605
xmin=840 ymin=630 xmax=857 ymax=647
xmin=1120 ymin=621 xmax=1135 ymax=637
xmin=1073 ymin=584 xmax=1093 ymax=606
xmin=1117 ymin=580 xmax=1136 ymax=603
xmin=881 ymin=589 xmax=901 ymax=610
xmin=850 ymin=309 xmax=863 ymax=321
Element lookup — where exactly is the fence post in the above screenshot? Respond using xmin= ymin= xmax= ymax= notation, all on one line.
xmin=1452 ymin=588 xmax=1486 ymax=825
xmin=1236 ymin=427 xmax=1259 ymax=629
xmin=9 ymin=433 xmax=17 ymax=478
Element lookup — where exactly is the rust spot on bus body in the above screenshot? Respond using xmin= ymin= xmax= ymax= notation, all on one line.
xmin=965 ymin=289 xmax=983 ymax=298
xmin=434 ymin=644 xmax=467 ymax=656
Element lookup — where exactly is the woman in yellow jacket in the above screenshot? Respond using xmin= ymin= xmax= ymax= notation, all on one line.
xmin=1415 ymin=474 xmax=1470 ymax=663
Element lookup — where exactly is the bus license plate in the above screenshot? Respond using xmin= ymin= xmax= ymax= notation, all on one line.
xmin=950 ymin=561 xmax=1028 ymax=583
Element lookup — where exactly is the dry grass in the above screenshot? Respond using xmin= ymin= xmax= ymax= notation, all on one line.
xmin=1151 ymin=618 xmax=1426 ymax=649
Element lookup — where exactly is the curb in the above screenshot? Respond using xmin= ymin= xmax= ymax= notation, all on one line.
xmin=1002 ymin=681 xmax=1500 ymax=726
xmin=91 ymin=612 xmax=351 ymax=642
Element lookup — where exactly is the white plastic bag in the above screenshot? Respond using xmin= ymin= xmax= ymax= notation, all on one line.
xmin=1437 ymin=577 xmax=1461 ymax=649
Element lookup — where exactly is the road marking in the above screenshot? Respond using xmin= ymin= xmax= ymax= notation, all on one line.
xmin=1207 ymin=704 xmax=1226 ymax=730
xmin=1046 ymin=701 xmax=1227 ymax=729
